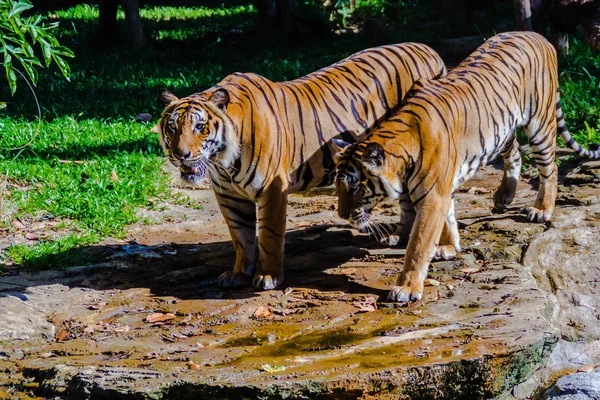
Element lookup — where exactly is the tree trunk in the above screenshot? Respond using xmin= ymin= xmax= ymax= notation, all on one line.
xmin=98 ymin=0 xmax=144 ymax=49
xmin=123 ymin=0 xmax=144 ymax=49
xmin=514 ymin=0 xmax=533 ymax=30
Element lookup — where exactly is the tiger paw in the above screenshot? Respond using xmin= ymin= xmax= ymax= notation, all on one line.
xmin=493 ymin=186 xmax=516 ymax=212
xmin=387 ymin=274 xmax=424 ymax=303
xmin=379 ymin=234 xmax=408 ymax=247
xmin=525 ymin=206 xmax=553 ymax=222
xmin=218 ymin=271 xmax=252 ymax=288
xmin=252 ymin=273 xmax=283 ymax=290
xmin=434 ymin=245 xmax=457 ymax=261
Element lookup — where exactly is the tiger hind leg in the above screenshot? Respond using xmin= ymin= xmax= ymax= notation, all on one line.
xmin=524 ymin=119 xmax=558 ymax=222
xmin=493 ymin=137 xmax=522 ymax=212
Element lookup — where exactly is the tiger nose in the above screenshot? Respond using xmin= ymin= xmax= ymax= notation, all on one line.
xmin=174 ymin=151 xmax=191 ymax=161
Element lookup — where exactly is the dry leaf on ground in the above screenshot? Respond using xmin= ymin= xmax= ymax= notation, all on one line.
xmin=467 ymin=187 xmax=490 ymax=194
xmin=425 ymin=279 xmax=441 ymax=286
xmin=188 ymin=360 xmax=202 ymax=370
xmin=110 ymin=170 xmax=119 ymax=181
xmin=55 ymin=329 xmax=69 ymax=341
xmin=260 ymin=363 xmax=286 ymax=373
xmin=577 ymin=364 xmax=596 ymax=373
xmin=145 ymin=313 xmax=176 ymax=323
xmin=254 ymin=306 xmax=273 ymax=318
xmin=352 ymin=297 xmax=377 ymax=313
xmin=295 ymin=221 xmax=312 ymax=228
xmin=459 ymin=267 xmax=481 ymax=274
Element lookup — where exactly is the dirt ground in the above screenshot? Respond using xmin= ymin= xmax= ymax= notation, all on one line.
xmin=1 ymin=155 xmax=600 ymax=399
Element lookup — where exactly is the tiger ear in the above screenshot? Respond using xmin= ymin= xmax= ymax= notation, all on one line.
xmin=209 ymin=88 xmax=230 ymax=111
xmin=361 ymin=142 xmax=385 ymax=170
xmin=331 ymin=138 xmax=351 ymax=164
xmin=159 ymin=89 xmax=178 ymax=106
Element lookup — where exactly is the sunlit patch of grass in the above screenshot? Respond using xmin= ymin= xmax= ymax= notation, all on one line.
xmin=0 ymin=117 xmax=172 ymax=270
xmin=559 ymin=37 xmax=600 ymax=147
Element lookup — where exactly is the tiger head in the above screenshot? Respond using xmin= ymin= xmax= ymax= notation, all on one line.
xmin=333 ymin=138 xmax=404 ymax=231
xmin=152 ymin=88 xmax=239 ymax=185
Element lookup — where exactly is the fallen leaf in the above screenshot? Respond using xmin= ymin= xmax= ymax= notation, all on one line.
xmin=446 ymin=284 xmax=455 ymax=291
xmin=145 ymin=312 xmax=176 ymax=323
xmin=260 ymin=363 xmax=286 ymax=373
xmin=271 ymin=308 xmax=303 ymax=316
xmin=110 ymin=170 xmax=119 ymax=181
xmin=425 ymin=278 xmax=441 ymax=286
xmin=38 ymin=352 xmax=56 ymax=359
xmin=283 ymin=287 xmax=294 ymax=295
xmin=295 ymin=221 xmax=312 ymax=228
xmin=58 ymin=159 xmax=86 ymax=165
xmin=478 ymin=284 xmax=497 ymax=290
xmin=55 ymin=329 xmax=69 ymax=341
xmin=11 ymin=218 xmax=25 ymax=230
xmin=353 ymin=297 xmax=377 ymax=313
xmin=87 ymin=301 xmax=107 ymax=310
xmin=459 ymin=267 xmax=481 ymax=274
xmin=467 ymin=186 xmax=490 ymax=195
xmin=24 ymin=232 xmax=43 ymax=241
xmin=577 ymin=364 xmax=596 ymax=373
xmin=254 ymin=306 xmax=272 ymax=318
xmin=188 ymin=360 xmax=202 ymax=370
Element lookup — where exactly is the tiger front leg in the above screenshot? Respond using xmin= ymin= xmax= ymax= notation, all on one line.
xmin=435 ymin=198 xmax=461 ymax=260
xmin=384 ymin=192 xmax=415 ymax=247
xmin=215 ymin=193 xmax=257 ymax=288
xmin=388 ymin=192 xmax=450 ymax=303
xmin=253 ymin=180 xmax=288 ymax=290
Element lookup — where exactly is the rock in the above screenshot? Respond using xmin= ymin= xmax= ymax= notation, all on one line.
xmin=545 ymin=371 xmax=600 ymax=399
xmin=0 ymin=295 xmax=55 ymax=340
xmin=523 ymin=225 xmax=600 ymax=341
xmin=135 ymin=113 xmax=152 ymax=123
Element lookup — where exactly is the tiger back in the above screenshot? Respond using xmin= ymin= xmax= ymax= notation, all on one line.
xmin=153 ymin=43 xmax=447 ymax=291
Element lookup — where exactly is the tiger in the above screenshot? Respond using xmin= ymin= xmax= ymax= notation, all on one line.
xmin=333 ymin=31 xmax=600 ymax=303
xmin=152 ymin=43 xmax=447 ymax=291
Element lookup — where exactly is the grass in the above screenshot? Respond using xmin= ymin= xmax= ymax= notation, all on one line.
xmin=0 ymin=0 xmax=599 ymax=272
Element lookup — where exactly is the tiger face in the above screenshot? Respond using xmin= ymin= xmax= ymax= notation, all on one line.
xmin=334 ymin=139 xmax=404 ymax=230
xmin=152 ymin=88 xmax=239 ymax=185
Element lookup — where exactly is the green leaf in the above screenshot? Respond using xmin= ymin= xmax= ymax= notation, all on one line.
xmin=0 ymin=102 xmax=6 ymax=110
xmin=8 ymin=0 xmax=34 ymax=18
xmin=52 ymin=54 xmax=71 ymax=79
xmin=4 ymin=62 xmax=17 ymax=96
xmin=20 ymin=58 xmax=39 ymax=85
xmin=39 ymin=38 xmax=52 ymax=66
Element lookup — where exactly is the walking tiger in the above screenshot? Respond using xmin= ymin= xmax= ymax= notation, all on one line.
xmin=153 ymin=43 xmax=447 ymax=290
xmin=333 ymin=31 xmax=600 ymax=303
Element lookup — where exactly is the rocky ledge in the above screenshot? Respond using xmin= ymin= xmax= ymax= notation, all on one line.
xmin=1 ymin=159 xmax=599 ymax=399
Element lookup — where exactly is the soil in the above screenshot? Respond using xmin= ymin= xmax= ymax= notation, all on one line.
xmin=1 ymin=155 xmax=600 ymax=399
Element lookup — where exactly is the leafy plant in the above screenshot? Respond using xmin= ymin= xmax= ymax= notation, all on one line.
xmin=0 ymin=0 xmax=74 ymax=96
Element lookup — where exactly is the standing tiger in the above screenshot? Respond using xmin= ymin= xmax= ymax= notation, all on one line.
xmin=333 ymin=31 xmax=600 ymax=303
xmin=152 ymin=43 xmax=447 ymax=290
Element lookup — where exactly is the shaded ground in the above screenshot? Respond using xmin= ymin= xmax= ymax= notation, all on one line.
xmin=1 ymin=155 xmax=600 ymax=399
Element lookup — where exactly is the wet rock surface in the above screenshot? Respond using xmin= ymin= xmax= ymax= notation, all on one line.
xmin=545 ymin=369 xmax=600 ymax=399
xmin=1 ymin=159 xmax=600 ymax=399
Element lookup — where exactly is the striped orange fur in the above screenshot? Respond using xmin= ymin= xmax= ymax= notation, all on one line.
xmin=334 ymin=31 xmax=600 ymax=303
xmin=153 ymin=43 xmax=446 ymax=290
